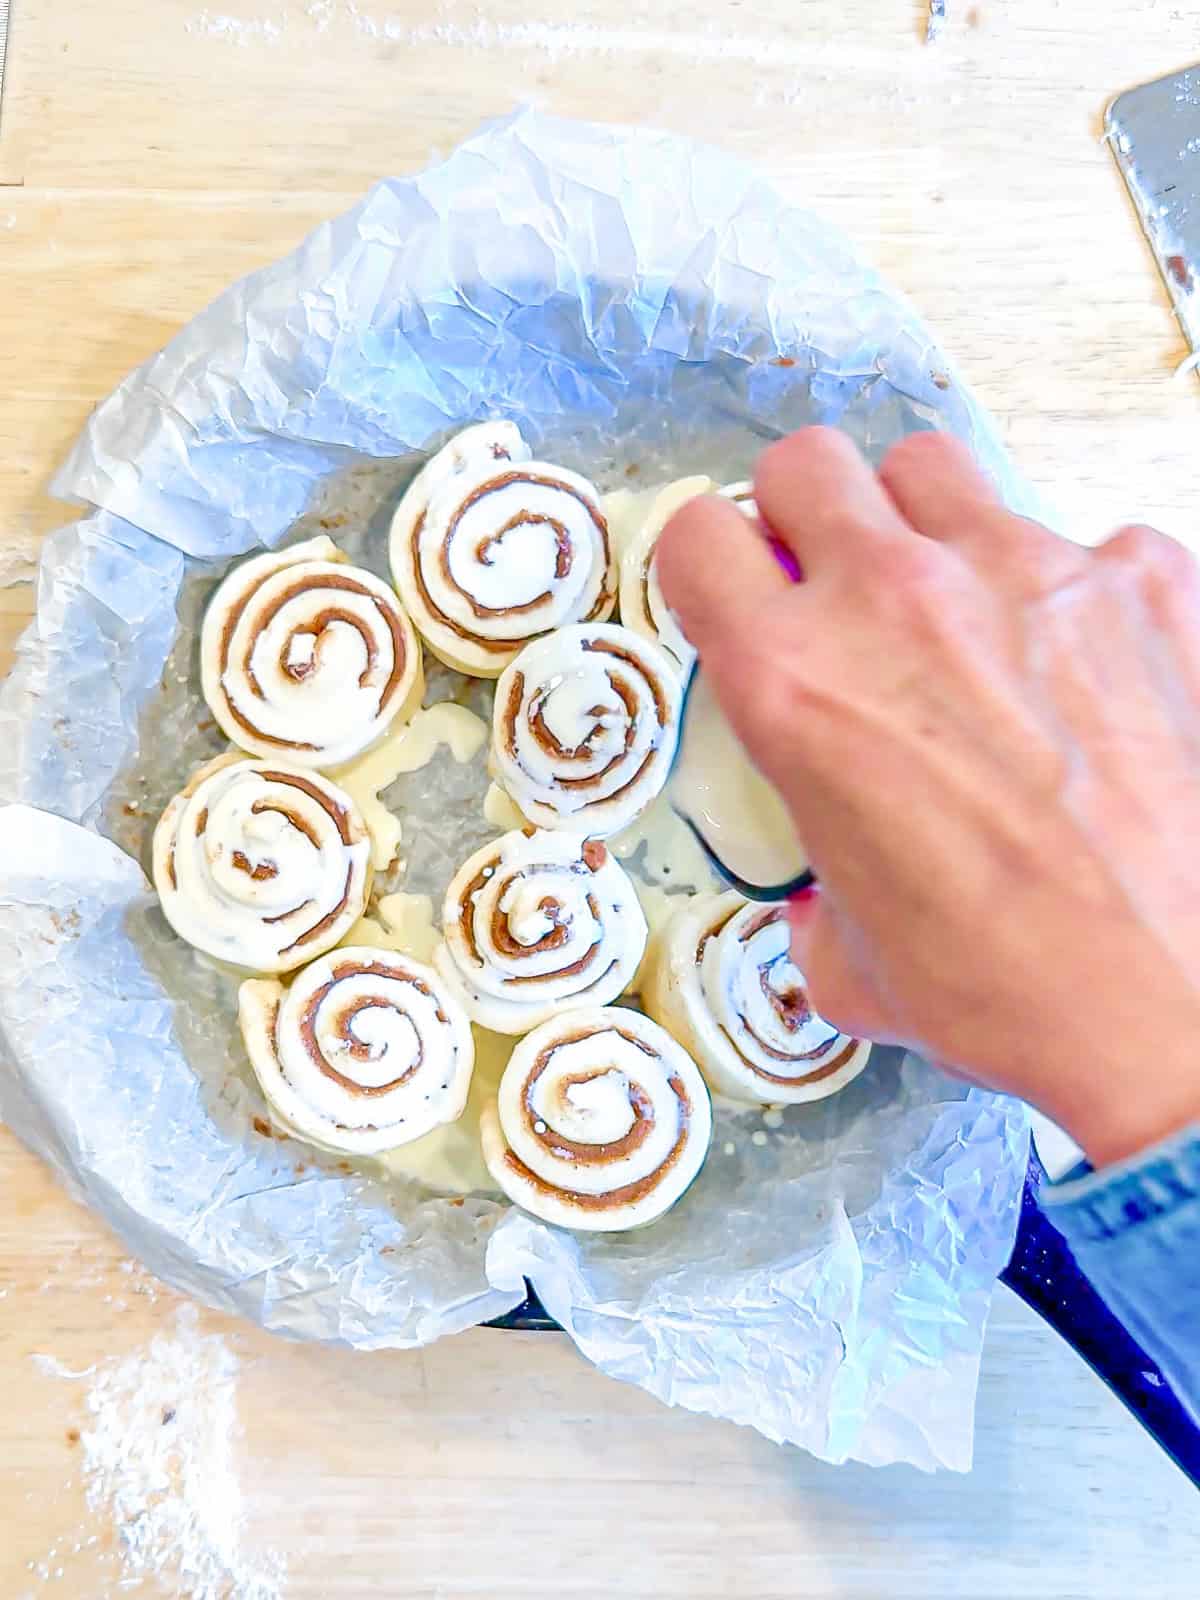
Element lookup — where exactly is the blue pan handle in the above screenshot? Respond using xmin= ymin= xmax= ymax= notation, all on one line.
xmin=1000 ymin=1149 xmax=1200 ymax=1486
xmin=490 ymin=1150 xmax=1200 ymax=1485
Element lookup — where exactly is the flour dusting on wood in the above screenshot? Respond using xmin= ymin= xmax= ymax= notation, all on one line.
xmin=183 ymin=2 xmax=861 ymax=70
xmin=27 ymin=1307 xmax=284 ymax=1599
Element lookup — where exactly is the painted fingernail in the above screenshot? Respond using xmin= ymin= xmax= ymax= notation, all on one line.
xmin=768 ymin=537 xmax=803 ymax=583
xmin=787 ymin=881 xmax=820 ymax=905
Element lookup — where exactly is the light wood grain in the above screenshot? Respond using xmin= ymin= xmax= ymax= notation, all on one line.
xmin=3 ymin=1 xmax=1200 ymax=1594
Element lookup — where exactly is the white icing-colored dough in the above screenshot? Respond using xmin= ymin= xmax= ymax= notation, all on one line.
xmin=153 ymin=753 xmax=372 ymax=974
xmin=435 ymin=829 xmax=647 ymax=1034
xmin=480 ymin=1006 xmax=712 ymax=1230
xmin=239 ymin=945 xmax=475 ymax=1156
xmin=616 ymin=475 xmax=714 ymax=675
xmin=200 ymin=534 xmax=423 ymax=769
xmin=644 ymin=890 xmax=871 ymax=1105
xmin=389 ymin=422 xmax=615 ymax=676
xmin=491 ymin=623 xmax=681 ymax=837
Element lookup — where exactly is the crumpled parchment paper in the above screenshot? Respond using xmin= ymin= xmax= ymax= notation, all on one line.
xmin=0 ymin=109 xmax=1029 ymax=1470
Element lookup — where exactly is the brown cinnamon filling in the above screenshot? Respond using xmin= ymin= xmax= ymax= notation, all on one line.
xmin=505 ymin=1034 xmax=692 ymax=1210
xmin=278 ymin=861 xmax=355 ymax=956
xmin=490 ymin=892 xmax=568 ymax=960
xmin=758 ymin=966 xmax=811 ymax=1032
xmin=701 ymin=905 xmax=859 ymax=1084
xmin=738 ymin=906 xmax=784 ymax=942
xmin=457 ymin=856 xmax=501 ymax=966
xmin=294 ymin=959 xmax=449 ymax=1095
xmin=459 ymin=858 xmax=609 ymax=989
xmin=726 ymin=1033 xmax=862 ymax=1086
xmin=263 ymin=898 xmax=311 ymax=926
xmin=410 ymin=470 xmax=610 ymax=649
xmin=275 ymin=607 xmax=374 ymax=689
xmin=532 ymin=676 xmax=637 ymax=789
xmin=230 ymin=851 xmax=279 ymax=882
xmin=249 ymin=799 xmax=320 ymax=850
xmin=583 ymin=637 xmax=668 ymax=725
xmin=256 ymin=771 xmax=354 ymax=844
xmin=218 ymin=570 xmax=409 ymax=748
xmin=582 ymin=840 xmax=607 ymax=871
xmin=501 ymin=650 xmax=664 ymax=814
xmin=468 ymin=513 xmax=572 ymax=617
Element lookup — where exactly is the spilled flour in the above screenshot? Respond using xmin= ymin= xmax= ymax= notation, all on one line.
xmin=28 ymin=1306 xmax=284 ymax=1600
xmin=0 ymin=529 xmax=41 ymax=588
xmin=186 ymin=3 xmax=867 ymax=70
xmin=185 ymin=10 xmax=286 ymax=44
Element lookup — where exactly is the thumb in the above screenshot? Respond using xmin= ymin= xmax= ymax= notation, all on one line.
xmin=787 ymin=890 xmax=896 ymax=1043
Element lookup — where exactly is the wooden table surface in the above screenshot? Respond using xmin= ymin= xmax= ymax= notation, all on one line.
xmin=3 ymin=2 xmax=1200 ymax=1595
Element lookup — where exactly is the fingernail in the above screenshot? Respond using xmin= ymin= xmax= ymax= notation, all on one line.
xmin=768 ymin=538 xmax=803 ymax=583
xmin=787 ymin=881 xmax=820 ymax=906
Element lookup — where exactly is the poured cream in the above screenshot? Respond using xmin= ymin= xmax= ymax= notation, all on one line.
xmin=668 ymin=668 xmax=808 ymax=893
xmin=610 ymin=792 xmax=721 ymax=896
xmin=482 ymin=781 xmax=527 ymax=832
xmin=334 ymin=701 xmax=488 ymax=869
xmin=343 ymin=891 xmax=438 ymax=963
xmin=376 ymin=1023 xmax=511 ymax=1196
xmin=602 ymin=485 xmax=661 ymax=565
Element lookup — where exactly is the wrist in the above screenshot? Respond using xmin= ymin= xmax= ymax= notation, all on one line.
xmin=1051 ymin=1058 xmax=1200 ymax=1173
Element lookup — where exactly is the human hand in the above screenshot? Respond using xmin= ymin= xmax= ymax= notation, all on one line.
xmin=657 ymin=427 xmax=1200 ymax=1167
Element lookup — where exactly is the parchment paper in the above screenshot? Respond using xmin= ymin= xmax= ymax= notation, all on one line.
xmin=0 ymin=110 xmax=1029 ymax=1469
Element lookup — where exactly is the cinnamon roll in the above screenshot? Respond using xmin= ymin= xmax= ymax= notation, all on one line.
xmin=644 ymin=891 xmax=871 ymax=1105
xmin=388 ymin=422 xmax=614 ymax=676
xmin=152 ymin=753 xmax=372 ymax=973
xmin=720 ymin=479 xmax=757 ymax=514
xmin=238 ymin=947 xmax=474 ymax=1156
xmin=491 ymin=623 xmax=681 ymax=837
xmin=480 ymin=1007 xmax=712 ymax=1230
xmin=201 ymin=535 xmax=422 ymax=770
xmin=434 ymin=829 xmax=647 ymax=1034
xmin=617 ymin=475 xmax=713 ymax=675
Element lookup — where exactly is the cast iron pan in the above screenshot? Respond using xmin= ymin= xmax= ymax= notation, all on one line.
xmin=488 ymin=1148 xmax=1200 ymax=1487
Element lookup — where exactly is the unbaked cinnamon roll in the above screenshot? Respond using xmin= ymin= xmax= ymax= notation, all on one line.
xmin=200 ymin=535 xmax=422 ymax=770
xmin=491 ymin=623 xmax=681 ymax=836
xmin=152 ymin=753 xmax=372 ymax=973
xmin=720 ymin=479 xmax=757 ymax=514
xmin=644 ymin=891 xmax=871 ymax=1105
xmin=388 ymin=422 xmax=614 ymax=676
xmin=434 ymin=829 xmax=647 ymax=1034
xmin=239 ymin=947 xmax=474 ymax=1155
xmin=617 ymin=475 xmax=713 ymax=675
xmin=480 ymin=1007 xmax=712 ymax=1230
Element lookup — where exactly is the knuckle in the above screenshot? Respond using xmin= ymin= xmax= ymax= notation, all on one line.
xmin=870 ymin=536 xmax=942 ymax=591
xmin=864 ymin=540 xmax=957 ymax=627
xmin=880 ymin=429 xmax=961 ymax=480
xmin=1100 ymin=523 xmax=1193 ymax=583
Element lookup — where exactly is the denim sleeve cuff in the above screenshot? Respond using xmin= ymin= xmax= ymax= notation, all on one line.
xmin=1042 ymin=1122 xmax=1200 ymax=1243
